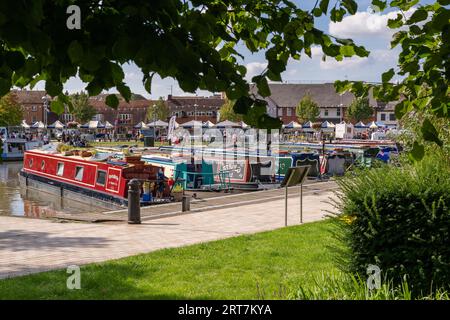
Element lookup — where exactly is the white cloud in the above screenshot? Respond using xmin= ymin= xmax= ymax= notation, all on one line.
xmin=245 ymin=62 xmax=267 ymax=80
xmin=308 ymin=46 xmax=369 ymax=70
xmin=329 ymin=8 xmax=416 ymax=38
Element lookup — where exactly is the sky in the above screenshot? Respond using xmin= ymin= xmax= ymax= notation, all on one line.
xmin=33 ymin=0 xmax=433 ymax=99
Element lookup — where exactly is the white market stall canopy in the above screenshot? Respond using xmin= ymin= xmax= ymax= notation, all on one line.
xmin=31 ymin=121 xmax=46 ymax=129
xmin=104 ymin=121 xmax=114 ymax=129
xmin=147 ymin=120 xmax=169 ymax=127
xmin=134 ymin=121 xmax=148 ymax=129
xmin=21 ymin=120 xmax=30 ymax=129
xmin=80 ymin=121 xmax=105 ymax=129
xmin=202 ymin=121 xmax=215 ymax=128
xmin=302 ymin=121 xmax=314 ymax=132
xmin=48 ymin=120 xmax=65 ymax=129
xmin=181 ymin=120 xmax=203 ymax=128
xmin=283 ymin=121 xmax=302 ymax=129
xmin=214 ymin=120 xmax=241 ymax=128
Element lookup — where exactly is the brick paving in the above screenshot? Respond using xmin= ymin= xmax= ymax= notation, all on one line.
xmin=0 ymin=189 xmax=336 ymax=279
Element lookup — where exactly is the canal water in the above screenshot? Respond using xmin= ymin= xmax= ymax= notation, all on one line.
xmin=0 ymin=162 xmax=107 ymax=218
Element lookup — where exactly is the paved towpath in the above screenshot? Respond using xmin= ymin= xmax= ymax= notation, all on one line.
xmin=0 ymin=186 xmax=337 ymax=279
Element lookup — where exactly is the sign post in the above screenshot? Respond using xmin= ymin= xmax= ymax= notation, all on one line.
xmin=280 ymin=166 xmax=310 ymax=226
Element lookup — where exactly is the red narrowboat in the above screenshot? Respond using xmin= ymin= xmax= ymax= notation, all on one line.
xmin=19 ymin=149 xmax=166 ymax=209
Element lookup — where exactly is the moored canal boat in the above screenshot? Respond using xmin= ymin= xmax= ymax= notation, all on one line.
xmin=19 ymin=149 xmax=165 ymax=209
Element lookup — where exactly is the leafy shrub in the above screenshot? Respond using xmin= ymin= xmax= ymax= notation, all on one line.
xmin=332 ymin=154 xmax=450 ymax=296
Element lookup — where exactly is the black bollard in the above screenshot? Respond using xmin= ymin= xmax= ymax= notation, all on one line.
xmin=182 ymin=195 xmax=190 ymax=212
xmin=128 ymin=179 xmax=141 ymax=224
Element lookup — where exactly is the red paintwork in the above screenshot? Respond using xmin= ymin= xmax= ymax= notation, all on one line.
xmin=22 ymin=151 xmax=159 ymax=200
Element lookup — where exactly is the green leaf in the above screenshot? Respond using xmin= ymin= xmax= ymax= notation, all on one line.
xmin=421 ymin=119 xmax=443 ymax=146
xmin=371 ymin=0 xmax=387 ymax=11
xmin=50 ymin=100 xmax=65 ymax=115
xmin=117 ymin=83 xmax=131 ymax=102
xmin=0 ymin=78 xmax=11 ymax=96
xmin=105 ymin=94 xmax=119 ymax=109
xmin=319 ymin=0 xmax=330 ymax=14
xmin=255 ymin=76 xmax=271 ymax=97
xmin=45 ymin=80 xmax=62 ymax=97
xmin=340 ymin=45 xmax=355 ymax=57
xmin=394 ymin=100 xmax=412 ymax=119
xmin=438 ymin=0 xmax=450 ymax=5
xmin=233 ymin=96 xmax=253 ymax=114
xmin=407 ymin=9 xmax=428 ymax=24
xmin=387 ymin=14 xmax=404 ymax=29
xmin=382 ymin=68 xmax=395 ymax=83
xmin=410 ymin=141 xmax=425 ymax=161
xmin=5 ymin=51 xmax=25 ymax=70
xmin=67 ymin=41 xmax=84 ymax=63
xmin=342 ymin=0 xmax=358 ymax=15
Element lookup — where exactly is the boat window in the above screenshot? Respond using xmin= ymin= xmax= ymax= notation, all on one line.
xmin=28 ymin=158 xmax=33 ymax=168
xmin=96 ymin=170 xmax=106 ymax=185
xmin=75 ymin=166 xmax=84 ymax=181
xmin=41 ymin=160 xmax=45 ymax=171
xmin=56 ymin=163 xmax=64 ymax=176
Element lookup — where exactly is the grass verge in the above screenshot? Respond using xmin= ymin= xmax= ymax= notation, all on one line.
xmin=0 ymin=220 xmax=338 ymax=299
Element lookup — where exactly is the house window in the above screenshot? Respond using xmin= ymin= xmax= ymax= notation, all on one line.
xmin=32 ymin=105 xmax=37 ymax=112
xmin=381 ymin=113 xmax=386 ymax=121
xmin=96 ymin=170 xmax=106 ymax=186
xmin=324 ymin=109 xmax=329 ymax=116
xmin=337 ymin=108 xmax=341 ymax=116
xmin=62 ymin=114 xmax=74 ymax=122
xmin=287 ymin=108 xmax=292 ymax=116
xmin=75 ymin=166 xmax=84 ymax=181
xmin=389 ymin=113 xmax=396 ymax=121
xmin=56 ymin=163 xmax=64 ymax=176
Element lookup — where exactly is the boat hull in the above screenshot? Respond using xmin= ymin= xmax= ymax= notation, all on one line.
xmin=19 ymin=170 xmax=126 ymax=210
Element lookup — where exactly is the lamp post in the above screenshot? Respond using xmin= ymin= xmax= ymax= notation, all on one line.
xmin=193 ymin=103 xmax=198 ymax=121
xmin=41 ymin=96 xmax=49 ymax=128
xmin=152 ymin=103 xmax=157 ymax=140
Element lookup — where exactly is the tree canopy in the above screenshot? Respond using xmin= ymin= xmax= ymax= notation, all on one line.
xmin=146 ymin=97 xmax=170 ymax=122
xmin=296 ymin=94 xmax=320 ymax=123
xmin=70 ymin=92 xmax=96 ymax=123
xmin=0 ymin=0 xmax=448 ymax=156
xmin=0 ymin=0 xmax=371 ymax=127
xmin=335 ymin=0 xmax=450 ymax=159
xmin=219 ymin=99 xmax=243 ymax=122
xmin=0 ymin=93 xmax=23 ymax=127
xmin=346 ymin=97 xmax=374 ymax=123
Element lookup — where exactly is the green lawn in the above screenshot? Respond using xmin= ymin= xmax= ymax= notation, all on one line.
xmin=0 ymin=220 xmax=339 ymax=300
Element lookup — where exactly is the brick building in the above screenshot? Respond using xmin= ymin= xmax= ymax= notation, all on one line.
xmin=83 ymin=94 xmax=154 ymax=133
xmin=166 ymin=94 xmax=225 ymax=124
xmin=250 ymin=83 xmax=378 ymax=124
xmin=13 ymin=90 xmax=57 ymax=125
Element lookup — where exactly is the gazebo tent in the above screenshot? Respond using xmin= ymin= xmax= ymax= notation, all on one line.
xmin=147 ymin=120 xmax=169 ymax=127
xmin=134 ymin=121 xmax=148 ymax=129
xmin=80 ymin=121 xmax=104 ymax=129
xmin=302 ymin=121 xmax=314 ymax=132
xmin=48 ymin=120 xmax=65 ymax=129
xmin=21 ymin=120 xmax=30 ymax=129
xmin=321 ymin=121 xmax=336 ymax=132
xmin=240 ymin=121 xmax=250 ymax=129
xmin=202 ymin=121 xmax=215 ymax=128
xmin=283 ymin=121 xmax=302 ymax=129
xmin=214 ymin=120 xmax=241 ymax=128
xmin=31 ymin=121 xmax=46 ymax=129
xmin=354 ymin=121 xmax=368 ymax=132
xmin=104 ymin=121 xmax=114 ymax=129
xmin=181 ymin=120 xmax=203 ymax=128
xmin=367 ymin=121 xmax=379 ymax=129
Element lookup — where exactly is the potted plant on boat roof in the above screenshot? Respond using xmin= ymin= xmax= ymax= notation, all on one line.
xmin=122 ymin=148 xmax=142 ymax=163
xmin=172 ymin=184 xmax=184 ymax=202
